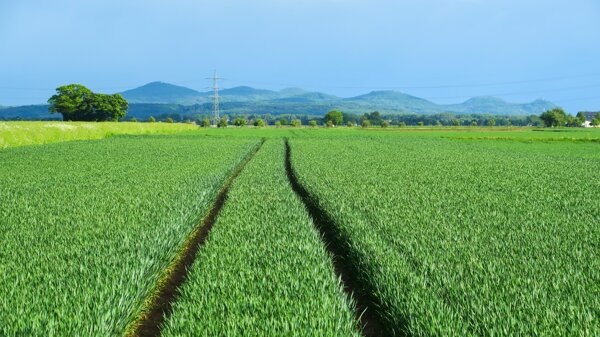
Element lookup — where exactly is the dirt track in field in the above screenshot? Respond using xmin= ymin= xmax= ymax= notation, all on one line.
xmin=285 ymin=139 xmax=397 ymax=337
xmin=127 ymin=139 xmax=265 ymax=337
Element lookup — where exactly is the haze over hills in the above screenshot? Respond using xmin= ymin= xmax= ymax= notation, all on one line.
xmin=0 ymin=81 xmax=557 ymax=120
xmin=120 ymin=81 xmax=556 ymax=115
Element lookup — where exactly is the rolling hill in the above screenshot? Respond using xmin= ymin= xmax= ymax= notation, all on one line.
xmin=121 ymin=81 xmax=209 ymax=104
xmin=1 ymin=82 xmax=557 ymax=120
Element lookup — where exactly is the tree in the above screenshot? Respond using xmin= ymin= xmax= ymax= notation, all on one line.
xmin=324 ymin=109 xmax=343 ymax=126
xmin=291 ymin=119 xmax=302 ymax=127
xmin=592 ymin=118 xmax=600 ymax=127
xmin=471 ymin=120 xmax=478 ymax=126
xmin=48 ymin=84 xmax=93 ymax=121
xmin=398 ymin=122 xmax=406 ymax=128
xmin=417 ymin=121 xmax=424 ymax=127
xmin=275 ymin=121 xmax=282 ymax=127
xmin=346 ymin=121 xmax=354 ymax=127
xmin=233 ymin=117 xmax=246 ymax=127
xmin=218 ymin=117 xmax=228 ymax=128
xmin=576 ymin=112 xmax=587 ymax=124
xmin=165 ymin=117 xmax=174 ymax=123
xmin=362 ymin=119 xmax=371 ymax=128
xmin=368 ymin=111 xmax=383 ymax=126
xmin=308 ymin=120 xmax=317 ymax=127
xmin=487 ymin=119 xmax=496 ymax=126
xmin=130 ymin=117 xmax=138 ymax=123
xmin=254 ymin=119 xmax=266 ymax=127
xmin=540 ymin=108 xmax=567 ymax=127
xmin=148 ymin=116 xmax=156 ymax=123
xmin=87 ymin=93 xmax=128 ymax=121
xmin=451 ymin=119 xmax=460 ymax=126
xmin=201 ymin=118 xmax=210 ymax=127
xmin=566 ymin=115 xmax=581 ymax=127
xmin=326 ymin=120 xmax=334 ymax=127
xmin=48 ymin=84 xmax=128 ymax=121
xmin=381 ymin=120 xmax=390 ymax=128
xmin=279 ymin=118 xmax=289 ymax=126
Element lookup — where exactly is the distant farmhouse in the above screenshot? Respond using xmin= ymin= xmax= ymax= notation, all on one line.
xmin=581 ymin=111 xmax=598 ymax=128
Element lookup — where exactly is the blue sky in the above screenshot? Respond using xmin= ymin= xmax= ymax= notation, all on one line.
xmin=1 ymin=0 xmax=599 ymax=112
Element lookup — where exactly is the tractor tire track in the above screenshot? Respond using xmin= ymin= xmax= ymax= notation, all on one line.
xmin=284 ymin=139 xmax=396 ymax=337
xmin=126 ymin=139 xmax=265 ymax=337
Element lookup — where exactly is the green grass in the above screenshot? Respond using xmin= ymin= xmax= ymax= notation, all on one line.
xmin=0 ymin=121 xmax=198 ymax=148
xmin=162 ymin=140 xmax=359 ymax=336
xmin=0 ymin=134 xmax=259 ymax=336
xmin=289 ymin=134 xmax=600 ymax=336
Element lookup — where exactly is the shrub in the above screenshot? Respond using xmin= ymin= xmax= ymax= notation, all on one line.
xmin=233 ymin=117 xmax=246 ymax=127
xmin=148 ymin=116 xmax=156 ymax=123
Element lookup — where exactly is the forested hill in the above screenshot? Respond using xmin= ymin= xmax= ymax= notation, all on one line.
xmin=1 ymin=82 xmax=557 ymax=119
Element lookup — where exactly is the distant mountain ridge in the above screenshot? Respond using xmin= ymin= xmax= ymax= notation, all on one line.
xmin=119 ymin=82 xmax=556 ymax=115
xmin=1 ymin=81 xmax=557 ymax=119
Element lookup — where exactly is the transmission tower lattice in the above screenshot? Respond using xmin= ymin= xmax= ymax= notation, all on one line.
xmin=208 ymin=70 xmax=222 ymax=126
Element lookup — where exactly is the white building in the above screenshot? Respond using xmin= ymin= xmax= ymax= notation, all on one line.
xmin=581 ymin=112 xmax=598 ymax=128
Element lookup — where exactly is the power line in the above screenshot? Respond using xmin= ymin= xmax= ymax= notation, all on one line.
xmin=2 ymin=71 xmax=600 ymax=93
xmin=224 ymin=72 xmax=600 ymax=90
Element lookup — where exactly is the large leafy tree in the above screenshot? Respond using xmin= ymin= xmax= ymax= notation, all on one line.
xmin=540 ymin=108 xmax=567 ymax=127
xmin=48 ymin=84 xmax=128 ymax=121
xmin=47 ymin=84 xmax=93 ymax=121
xmin=324 ymin=109 xmax=343 ymax=126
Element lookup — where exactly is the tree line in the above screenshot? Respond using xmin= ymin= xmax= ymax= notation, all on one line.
xmin=45 ymin=84 xmax=599 ymax=127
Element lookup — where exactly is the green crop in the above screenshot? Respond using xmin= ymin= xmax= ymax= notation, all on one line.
xmin=289 ymin=135 xmax=600 ymax=336
xmin=2 ymin=126 xmax=599 ymax=336
xmin=162 ymin=140 xmax=360 ymax=336
xmin=0 ymin=121 xmax=198 ymax=148
xmin=0 ymin=135 xmax=259 ymax=336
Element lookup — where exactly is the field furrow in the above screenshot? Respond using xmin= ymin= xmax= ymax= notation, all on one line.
xmin=0 ymin=134 xmax=259 ymax=336
xmin=161 ymin=140 xmax=360 ymax=336
xmin=288 ymin=135 xmax=600 ymax=336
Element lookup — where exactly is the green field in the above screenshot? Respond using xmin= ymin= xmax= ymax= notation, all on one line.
xmin=0 ymin=134 xmax=258 ymax=335
xmin=162 ymin=140 xmax=359 ymax=336
xmin=0 ymin=123 xmax=598 ymax=336
xmin=0 ymin=121 xmax=198 ymax=148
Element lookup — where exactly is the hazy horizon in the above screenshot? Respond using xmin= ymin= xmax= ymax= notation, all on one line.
xmin=1 ymin=0 xmax=599 ymax=113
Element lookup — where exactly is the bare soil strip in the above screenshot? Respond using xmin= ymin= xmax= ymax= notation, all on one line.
xmin=284 ymin=139 xmax=399 ymax=337
xmin=127 ymin=139 xmax=265 ymax=337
